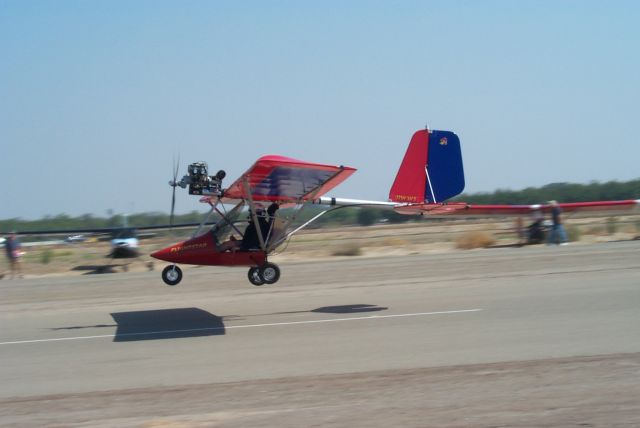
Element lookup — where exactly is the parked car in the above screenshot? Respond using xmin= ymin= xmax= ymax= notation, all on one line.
xmin=65 ymin=234 xmax=87 ymax=243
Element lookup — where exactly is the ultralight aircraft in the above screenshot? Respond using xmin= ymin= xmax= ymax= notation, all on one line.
xmin=151 ymin=128 xmax=639 ymax=286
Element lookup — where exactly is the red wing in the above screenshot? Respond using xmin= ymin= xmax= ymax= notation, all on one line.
xmin=394 ymin=200 xmax=640 ymax=216
xmin=221 ymin=155 xmax=356 ymax=203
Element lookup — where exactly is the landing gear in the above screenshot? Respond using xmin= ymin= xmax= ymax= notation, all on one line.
xmin=161 ymin=263 xmax=279 ymax=287
xmin=248 ymin=267 xmax=264 ymax=286
xmin=260 ymin=262 xmax=280 ymax=284
xmin=247 ymin=263 xmax=281 ymax=286
xmin=162 ymin=265 xmax=183 ymax=286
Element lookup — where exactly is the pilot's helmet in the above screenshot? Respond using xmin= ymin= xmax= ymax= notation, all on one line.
xmin=267 ymin=203 xmax=279 ymax=216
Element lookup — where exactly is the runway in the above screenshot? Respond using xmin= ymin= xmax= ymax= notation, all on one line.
xmin=1 ymin=241 xmax=639 ymax=427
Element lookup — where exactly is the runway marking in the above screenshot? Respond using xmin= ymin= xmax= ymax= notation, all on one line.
xmin=0 ymin=309 xmax=482 ymax=346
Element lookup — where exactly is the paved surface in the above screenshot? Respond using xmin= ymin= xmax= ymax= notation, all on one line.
xmin=1 ymin=241 xmax=639 ymax=427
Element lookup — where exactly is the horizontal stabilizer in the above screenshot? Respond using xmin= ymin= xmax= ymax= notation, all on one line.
xmin=393 ymin=200 xmax=640 ymax=216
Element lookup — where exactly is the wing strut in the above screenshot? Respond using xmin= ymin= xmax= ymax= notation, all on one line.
xmin=213 ymin=204 xmax=245 ymax=237
xmin=268 ymin=184 xmax=328 ymax=251
xmin=242 ymin=177 xmax=267 ymax=252
xmin=284 ymin=208 xmax=332 ymax=241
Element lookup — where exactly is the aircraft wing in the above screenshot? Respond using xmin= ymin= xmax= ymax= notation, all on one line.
xmin=393 ymin=200 xmax=640 ymax=216
xmin=221 ymin=155 xmax=357 ymax=204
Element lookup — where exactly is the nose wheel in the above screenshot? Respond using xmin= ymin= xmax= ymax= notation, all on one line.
xmin=248 ymin=263 xmax=280 ymax=286
xmin=162 ymin=265 xmax=183 ymax=286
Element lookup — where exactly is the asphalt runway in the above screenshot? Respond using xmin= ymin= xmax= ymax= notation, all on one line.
xmin=1 ymin=241 xmax=639 ymax=427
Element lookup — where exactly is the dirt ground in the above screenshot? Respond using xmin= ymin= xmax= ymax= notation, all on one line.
xmin=2 ymin=353 xmax=639 ymax=427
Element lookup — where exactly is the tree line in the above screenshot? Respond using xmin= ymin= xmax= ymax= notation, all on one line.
xmin=452 ymin=179 xmax=640 ymax=205
xmin=2 ymin=179 xmax=638 ymax=233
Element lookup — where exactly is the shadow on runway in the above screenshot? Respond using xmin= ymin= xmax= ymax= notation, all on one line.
xmin=311 ymin=304 xmax=388 ymax=314
xmin=223 ymin=304 xmax=388 ymax=321
xmin=72 ymin=265 xmax=123 ymax=274
xmin=111 ymin=307 xmax=225 ymax=342
xmin=51 ymin=305 xmax=383 ymax=341
xmin=487 ymin=243 xmax=526 ymax=249
xmin=51 ymin=323 xmax=116 ymax=331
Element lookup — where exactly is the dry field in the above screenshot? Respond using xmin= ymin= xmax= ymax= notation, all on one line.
xmin=3 ymin=214 xmax=638 ymax=279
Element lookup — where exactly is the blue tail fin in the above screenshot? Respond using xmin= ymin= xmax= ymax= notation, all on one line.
xmin=425 ymin=130 xmax=465 ymax=203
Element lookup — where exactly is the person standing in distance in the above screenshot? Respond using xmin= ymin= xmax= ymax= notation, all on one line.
xmin=4 ymin=232 xmax=24 ymax=279
xmin=547 ymin=201 xmax=568 ymax=245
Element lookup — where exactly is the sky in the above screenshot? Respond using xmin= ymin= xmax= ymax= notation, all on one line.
xmin=1 ymin=0 xmax=639 ymax=220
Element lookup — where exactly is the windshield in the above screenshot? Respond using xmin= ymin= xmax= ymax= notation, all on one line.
xmin=209 ymin=201 xmax=246 ymax=242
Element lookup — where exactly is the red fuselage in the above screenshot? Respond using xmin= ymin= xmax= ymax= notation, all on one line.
xmin=150 ymin=233 xmax=267 ymax=267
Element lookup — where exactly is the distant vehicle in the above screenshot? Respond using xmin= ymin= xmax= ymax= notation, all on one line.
xmin=7 ymin=215 xmax=199 ymax=265
xmin=10 ymin=217 xmax=147 ymax=260
xmin=109 ymin=228 xmax=139 ymax=258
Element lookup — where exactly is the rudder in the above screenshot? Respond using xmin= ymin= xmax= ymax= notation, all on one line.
xmin=389 ymin=129 xmax=465 ymax=203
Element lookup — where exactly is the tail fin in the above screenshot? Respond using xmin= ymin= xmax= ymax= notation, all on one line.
xmin=389 ymin=129 xmax=465 ymax=203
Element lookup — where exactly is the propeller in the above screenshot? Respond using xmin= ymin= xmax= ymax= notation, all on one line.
xmin=169 ymin=155 xmax=180 ymax=229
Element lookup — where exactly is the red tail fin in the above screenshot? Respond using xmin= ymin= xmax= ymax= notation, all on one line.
xmin=389 ymin=130 xmax=429 ymax=203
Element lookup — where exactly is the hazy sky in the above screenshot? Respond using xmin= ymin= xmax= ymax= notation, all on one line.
xmin=2 ymin=1 xmax=638 ymax=220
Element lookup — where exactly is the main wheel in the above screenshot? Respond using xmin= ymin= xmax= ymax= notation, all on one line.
xmin=260 ymin=263 xmax=280 ymax=284
xmin=248 ymin=267 xmax=264 ymax=286
xmin=162 ymin=265 xmax=183 ymax=286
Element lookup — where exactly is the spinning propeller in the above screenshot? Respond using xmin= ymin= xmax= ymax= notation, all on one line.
xmin=169 ymin=155 xmax=181 ymax=229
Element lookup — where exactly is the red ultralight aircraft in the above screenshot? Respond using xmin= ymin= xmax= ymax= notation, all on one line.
xmin=151 ymin=156 xmax=357 ymax=285
xmin=151 ymin=129 xmax=639 ymax=286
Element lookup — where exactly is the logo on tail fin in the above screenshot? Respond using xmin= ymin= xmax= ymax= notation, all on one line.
xmin=394 ymin=195 xmax=420 ymax=202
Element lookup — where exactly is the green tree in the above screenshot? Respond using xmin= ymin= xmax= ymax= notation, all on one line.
xmin=357 ymin=208 xmax=379 ymax=226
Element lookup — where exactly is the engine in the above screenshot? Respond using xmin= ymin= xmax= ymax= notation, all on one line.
xmin=171 ymin=162 xmax=226 ymax=196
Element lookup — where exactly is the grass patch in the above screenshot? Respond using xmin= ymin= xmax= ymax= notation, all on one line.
xmin=382 ymin=237 xmax=410 ymax=247
xmin=584 ymin=226 xmax=606 ymax=236
xmin=55 ymin=250 xmax=74 ymax=258
xmin=567 ymin=225 xmax=582 ymax=242
xmin=455 ymin=231 xmax=496 ymax=250
xmin=331 ymin=243 xmax=362 ymax=256
xmin=82 ymin=252 xmax=99 ymax=261
xmin=40 ymin=249 xmax=54 ymax=264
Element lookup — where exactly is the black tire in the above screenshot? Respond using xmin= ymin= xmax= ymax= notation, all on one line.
xmin=260 ymin=263 xmax=280 ymax=284
xmin=248 ymin=267 xmax=264 ymax=286
xmin=162 ymin=265 xmax=183 ymax=286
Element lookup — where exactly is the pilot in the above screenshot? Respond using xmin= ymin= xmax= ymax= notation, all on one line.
xmin=218 ymin=203 xmax=279 ymax=252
